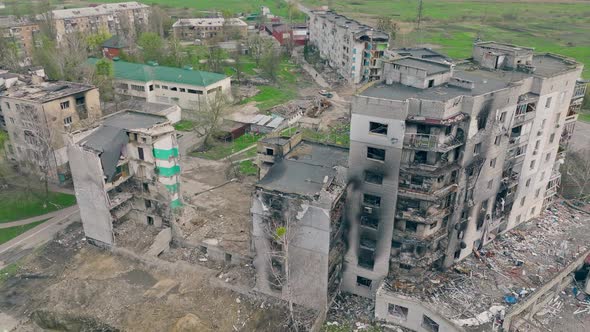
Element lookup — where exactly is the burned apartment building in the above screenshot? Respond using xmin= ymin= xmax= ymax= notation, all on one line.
xmin=0 ymin=71 xmax=101 ymax=183
xmin=251 ymin=133 xmax=348 ymax=310
xmin=308 ymin=10 xmax=389 ymax=84
xmin=0 ymin=16 xmax=40 ymax=66
xmin=51 ymin=2 xmax=150 ymax=44
xmin=343 ymin=41 xmax=585 ymax=299
xmin=172 ymin=18 xmax=248 ymax=42
xmin=68 ymin=111 xmax=181 ymax=246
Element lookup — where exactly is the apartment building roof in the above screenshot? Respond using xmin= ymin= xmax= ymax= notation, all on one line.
xmin=379 ymin=201 xmax=590 ymax=330
xmin=311 ymin=10 xmax=389 ymax=40
xmin=87 ymin=58 xmax=228 ymax=87
xmin=394 ymin=48 xmax=452 ymax=63
xmin=392 ymin=57 xmax=452 ymax=75
xmin=172 ymin=17 xmax=247 ymax=28
xmin=0 ymin=79 xmax=95 ymax=103
xmin=51 ymin=2 xmax=149 ymax=19
xmin=257 ymin=140 xmax=348 ymax=197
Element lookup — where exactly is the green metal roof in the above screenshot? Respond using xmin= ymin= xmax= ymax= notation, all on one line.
xmin=87 ymin=58 xmax=227 ymax=87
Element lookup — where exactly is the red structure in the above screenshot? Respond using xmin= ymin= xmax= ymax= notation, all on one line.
xmin=265 ymin=23 xmax=308 ymax=46
xmin=102 ymin=35 xmax=128 ymax=59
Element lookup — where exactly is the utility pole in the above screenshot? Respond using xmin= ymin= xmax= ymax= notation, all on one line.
xmin=416 ymin=0 xmax=424 ymax=45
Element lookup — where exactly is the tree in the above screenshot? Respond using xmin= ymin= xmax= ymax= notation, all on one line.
xmin=376 ymin=16 xmax=399 ymax=46
xmin=233 ymin=43 xmax=245 ymax=84
xmin=206 ymin=46 xmax=225 ymax=74
xmin=32 ymin=33 xmax=89 ymax=82
xmin=138 ymin=32 xmax=164 ymax=63
xmin=287 ymin=1 xmax=300 ymax=25
xmin=261 ymin=48 xmax=281 ymax=82
xmin=562 ymin=150 xmax=590 ymax=198
xmin=248 ymin=34 xmax=269 ymax=66
xmin=86 ymin=30 xmax=112 ymax=57
xmin=185 ymin=93 xmax=229 ymax=149
xmin=164 ymin=37 xmax=186 ymax=68
xmin=149 ymin=6 xmax=173 ymax=38
xmin=0 ymin=38 xmax=21 ymax=71
xmin=91 ymin=59 xmax=115 ymax=106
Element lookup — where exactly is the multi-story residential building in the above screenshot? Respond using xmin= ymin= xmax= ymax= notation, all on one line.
xmin=51 ymin=2 xmax=150 ymax=43
xmin=343 ymin=42 xmax=584 ymax=298
xmin=0 ymin=72 xmax=101 ymax=183
xmin=172 ymin=18 xmax=248 ymax=42
xmin=251 ymin=133 xmax=348 ymax=310
xmin=0 ymin=16 xmax=40 ymax=65
xmin=86 ymin=58 xmax=232 ymax=110
xmin=308 ymin=10 xmax=389 ymax=84
xmin=68 ymin=110 xmax=182 ymax=247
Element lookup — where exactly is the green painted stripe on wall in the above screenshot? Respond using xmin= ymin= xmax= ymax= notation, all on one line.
xmin=157 ymin=164 xmax=180 ymax=177
xmin=165 ymin=183 xmax=179 ymax=193
xmin=153 ymin=147 xmax=179 ymax=159
xmin=171 ymin=198 xmax=182 ymax=208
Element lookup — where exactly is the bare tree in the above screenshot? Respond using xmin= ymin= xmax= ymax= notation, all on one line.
xmin=261 ymin=48 xmax=281 ymax=82
xmin=563 ymin=150 xmax=590 ymax=198
xmin=206 ymin=46 xmax=225 ymax=74
xmin=234 ymin=43 xmax=245 ymax=84
xmin=247 ymin=34 xmax=268 ymax=66
xmin=376 ymin=16 xmax=399 ymax=47
xmin=0 ymin=38 xmax=21 ymax=71
xmin=185 ymin=93 xmax=229 ymax=149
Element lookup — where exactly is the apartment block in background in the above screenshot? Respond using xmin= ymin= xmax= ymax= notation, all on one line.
xmin=0 ymin=16 xmax=40 ymax=65
xmin=343 ymin=42 xmax=584 ymax=298
xmin=308 ymin=10 xmax=389 ymax=84
xmin=0 ymin=71 xmax=101 ymax=183
xmin=68 ymin=111 xmax=182 ymax=247
xmin=51 ymin=1 xmax=149 ymax=43
xmin=251 ymin=133 xmax=348 ymax=310
xmin=86 ymin=58 xmax=232 ymax=110
xmin=172 ymin=18 xmax=248 ymax=42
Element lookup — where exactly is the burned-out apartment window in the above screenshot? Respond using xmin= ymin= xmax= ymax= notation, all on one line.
xmin=143 ymin=183 xmax=149 ymax=192
xmin=369 ymin=121 xmax=388 ymax=135
xmin=392 ymin=240 xmax=402 ymax=248
xmin=444 ymin=126 xmax=452 ymax=135
xmin=147 ymin=216 xmax=154 ymax=225
xmin=477 ymin=109 xmax=488 ymax=130
xmin=414 ymin=150 xmax=427 ymax=164
xmin=399 ymin=263 xmax=412 ymax=270
xmin=364 ymin=170 xmax=383 ymax=184
xmin=473 ymin=143 xmax=482 ymax=156
xmin=266 ymin=148 xmax=274 ymax=156
xmin=416 ymin=124 xmax=430 ymax=134
xmin=356 ymin=276 xmax=372 ymax=288
xmin=388 ymin=304 xmax=409 ymax=320
xmin=422 ymin=315 xmax=440 ymax=332
xmin=145 ymin=199 xmax=152 ymax=208
xmin=363 ymin=194 xmax=381 ymax=207
xmin=138 ymin=147 xmax=145 ymax=160
xmin=367 ymin=146 xmax=385 ymax=161
xmin=360 ymin=215 xmax=379 ymax=229
xmin=405 ymin=221 xmax=418 ymax=232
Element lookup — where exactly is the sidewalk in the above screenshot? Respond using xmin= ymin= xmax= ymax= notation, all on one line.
xmin=0 ymin=205 xmax=78 ymax=229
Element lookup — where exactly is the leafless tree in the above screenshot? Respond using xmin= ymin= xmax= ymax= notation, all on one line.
xmin=234 ymin=43 xmax=245 ymax=84
xmin=0 ymin=38 xmax=21 ymax=71
xmin=185 ymin=93 xmax=230 ymax=149
xmin=563 ymin=150 xmax=590 ymax=198
xmin=247 ymin=34 xmax=269 ymax=66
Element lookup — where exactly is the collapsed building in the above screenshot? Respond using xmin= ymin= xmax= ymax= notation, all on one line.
xmin=251 ymin=133 xmax=348 ymax=310
xmin=343 ymin=41 xmax=585 ymax=300
xmin=308 ymin=10 xmax=389 ymax=84
xmin=68 ymin=111 xmax=181 ymax=247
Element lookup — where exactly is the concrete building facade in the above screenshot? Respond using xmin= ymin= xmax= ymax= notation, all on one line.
xmin=308 ymin=10 xmax=389 ymax=84
xmin=87 ymin=58 xmax=232 ymax=110
xmin=0 ymin=72 xmax=101 ymax=182
xmin=343 ymin=42 xmax=585 ymax=298
xmin=251 ymin=133 xmax=348 ymax=310
xmin=172 ymin=18 xmax=248 ymax=42
xmin=69 ymin=111 xmax=182 ymax=246
xmin=51 ymin=1 xmax=150 ymax=43
xmin=0 ymin=17 xmax=40 ymax=65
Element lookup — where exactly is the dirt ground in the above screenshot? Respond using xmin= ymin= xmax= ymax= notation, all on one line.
xmin=178 ymin=157 xmax=253 ymax=257
xmin=0 ymin=222 xmax=291 ymax=332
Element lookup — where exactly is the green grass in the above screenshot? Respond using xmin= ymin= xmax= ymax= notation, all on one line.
xmin=0 ymin=263 xmax=20 ymax=285
xmin=173 ymin=120 xmax=195 ymax=132
xmin=0 ymin=190 xmax=76 ymax=223
xmin=0 ymin=219 xmax=48 ymax=245
xmin=240 ymin=86 xmax=297 ymax=111
xmin=0 ymin=130 xmax=7 ymax=151
xmin=190 ymin=133 xmax=264 ymax=160
xmin=578 ymin=112 xmax=590 ymax=123
xmin=303 ymin=0 xmax=590 ymax=78
xmin=281 ymin=125 xmax=351 ymax=147
xmin=238 ymin=160 xmax=258 ymax=176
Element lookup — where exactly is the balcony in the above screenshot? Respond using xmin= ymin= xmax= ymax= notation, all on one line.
xmin=403 ymin=133 xmax=464 ymax=153
xmin=572 ymin=82 xmax=587 ymax=100
xmin=500 ymin=171 xmax=519 ymax=191
xmin=513 ymin=109 xmax=536 ymax=126
xmin=398 ymin=182 xmax=457 ymax=202
xmin=395 ymin=206 xmax=451 ymax=224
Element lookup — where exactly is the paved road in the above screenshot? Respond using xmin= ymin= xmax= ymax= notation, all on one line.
xmin=0 ymin=208 xmax=79 ymax=270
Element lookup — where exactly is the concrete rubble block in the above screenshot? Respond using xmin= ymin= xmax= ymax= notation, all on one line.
xmin=146 ymin=227 xmax=172 ymax=257
xmin=143 ymin=279 xmax=179 ymax=299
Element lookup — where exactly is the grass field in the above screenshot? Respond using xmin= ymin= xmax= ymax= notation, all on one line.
xmin=0 ymin=190 xmax=77 ymax=223
xmin=241 ymin=85 xmax=297 ymax=111
xmin=0 ymin=219 xmax=48 ymax=245
xmin=577 ymin=112 xmax=590 ymax=123
xmin=238 ymin=160 xmax=258 ymax=176
xmin=173 ymin=120 xmax=195 ymax=132
xmin=190 ymin=133 xmax=264 ymax=160
xmin=303 ymin=0 xmax=590 ymax=78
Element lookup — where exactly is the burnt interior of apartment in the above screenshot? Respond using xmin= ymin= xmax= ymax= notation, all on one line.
xmin=75 ymin=93 xmax=87 ymax=119
xmin=357 ymin=193 xmax=382 ymax=270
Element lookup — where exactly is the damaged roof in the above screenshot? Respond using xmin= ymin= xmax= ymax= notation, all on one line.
xmin=257 ymin=141 xmax=348 ymax=197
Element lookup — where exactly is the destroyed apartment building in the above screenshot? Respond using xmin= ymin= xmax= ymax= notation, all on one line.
xmin=68 ymin=110 xmax=181 ymax=247
xmin=343 ymin=41 xmax=585 ymax=300
xmin=0 ymin=70 xmax=101 ymax=183
xmin=308 ymin=10 xmax=389 ymax=84
xmin=251 ymin=132 xmax=348 ymax=310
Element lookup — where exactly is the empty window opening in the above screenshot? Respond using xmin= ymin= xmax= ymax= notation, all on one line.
xmin=363 ymin=194 xmax=381 ymax=207
xmin=356 ymin=276 xmax=372 ymax=288
xmin=388 ymin=304 xmax=409 ymax=320
xmin=367 ymin=147 xmax=386 ymax=161
xmin=405 ymin=221 xmax=418 ymax=233
xmin=414 ymin=150 xmax=427 ymax=163
xmin=138 ymin=147 xmax=145 ymax=160
xmin=225 ymin=253 xmax=232 ymax=263
xmin=416 ymin=124 xmax=430 ymax=134
xmin=360 ymin=216 xmax=379 ymax=229
xmin=143 ymin=183 xmax=149 ymax=192
xmin=364 ymin=170 xmax=383 ymax=184
xmin=474 ymin=143 xmax=482 ymax=155
xmin=369 ymin=121 xmax=388 ymax=135
xmin=392 ymin=240 xmax=402 ymax=248
xmin=266 ymin=148 xmax=274 ymax=156
xmin=147 ymin=216 xmax=154 ymax=225
xmin=60 ymin=100 xmax=70 ymax=109
xmin=422 ymin=315 xmax=440 ymax=332
xmin=399 ymin=263 xmax=413 ymax=270
xmin=145 ymin=199 xmax=152 ymax=208
xmin=358 ymin=248 xmax=375 ymax=269
xmin=428 ymin=79 xmax=435 ymax=88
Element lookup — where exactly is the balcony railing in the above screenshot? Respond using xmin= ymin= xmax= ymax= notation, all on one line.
xmin=398 ymin=183 xmax=457 ymax=201
xmin=573 ymin=83 xmax=587 ymax=99
xmin=403 ymin=133 xmax=464 ymax=152
xmin=513 ymin=110 xmax=536 ymax=126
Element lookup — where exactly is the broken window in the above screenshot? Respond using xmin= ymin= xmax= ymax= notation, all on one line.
xmin=500 ymin=111 xmax=507 ymax=122
xmin=545 ymin=97 xmax=552 ymax=108
xmin=363 ymin=194 xmax=381 ymax=207
xmin=266 ymin=148 xmax=274 ymax=156
xmin=369 ymin=121 xmax=388 ymax=135
xmin=392 ymin=240 xmax=402 ymax=248
xmin=356 ymin=276 xmax=372 ymax=288
xmin=145 ymin=199 xmax=152 ymax=208
xmin=487 ymin=179 xmax=493 ymax=189
xmin=399 ymin=263 xmax=412 ymax=270
xmin=63 ymin=116 xmax=72 ymax=125
xmin=225 ymin=253 xmax=232 ymax=263
xmin=430 ymin=221 xmax=438 ymax=229
xmin=405 ymin=221 xmax=418 ymax=232
xmin=360 ymin=215 xmax=379 ymax=229
xmin=147 ymin=216 xmax=154 ymax=225
xmin=138 ymin=147 xmax=145 ymax=160
xmin=473 ymin=143 xmax=482 ymax=156
xmin=143 ymin=183 xmax=149 ymax=192
xmin=422 ymin=315 xmax=440 ymax=332
xmin=414 ymin=150 xmax=427 ymax=164
xmin=454 ymin=249 xmax=461 ymax=259
xmin=364 ymin=170 xmax=383 ymax=185
xmin=549 ymin=133 xmax=555 ymax=143
xmin=410 ymin=175 xmax=424 ymax=186
xmin=416 ymin=124 xmax=430 ymax=134
xmin=367 ymin=147 xmax=385 ymax=161
xmin=477 ymin=112 xmax=488 ymax=130
xmin=388 ymin=303 xmax=409 ymax=320
xmin=358 ymin=248 xmax=375 ymax=269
